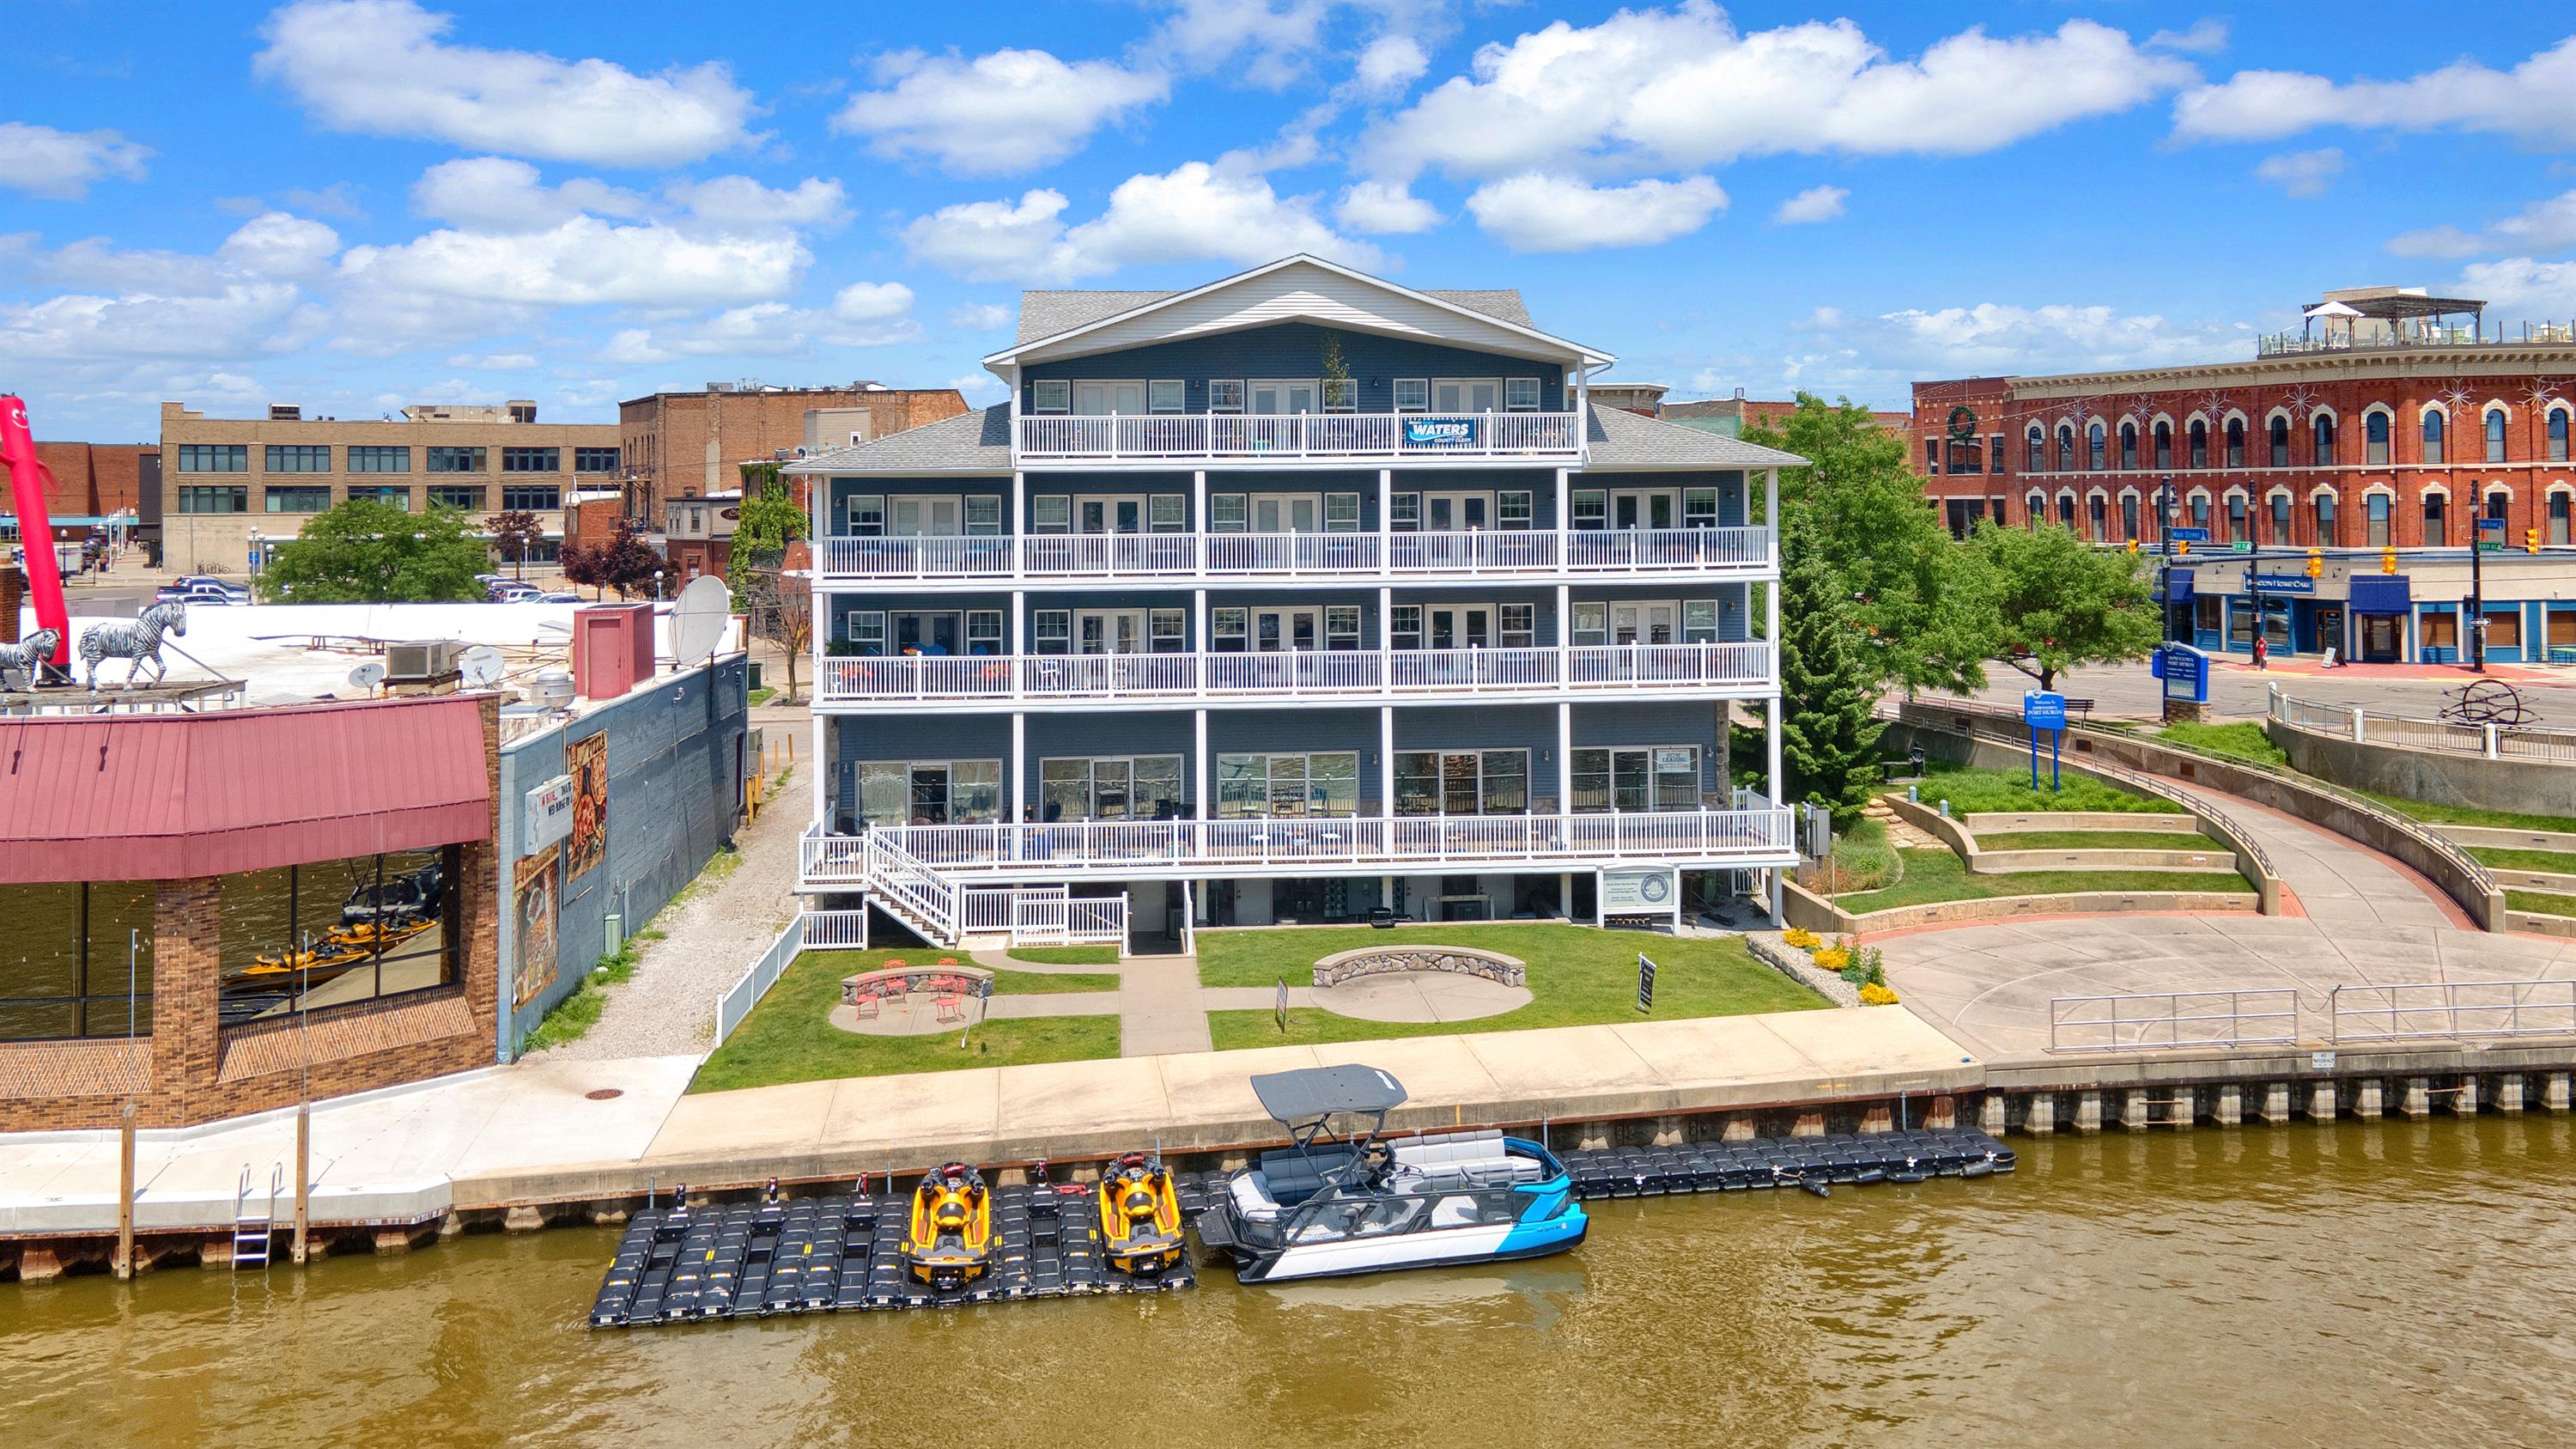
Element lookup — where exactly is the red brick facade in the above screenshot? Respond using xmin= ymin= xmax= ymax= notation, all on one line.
xmin=1912 ymin=357 xmax=2576 ymax=549
xmin=26 ymin=441 xmax=150 ymax=526
xmin=618 ymin=386 xmax=966 ymax=519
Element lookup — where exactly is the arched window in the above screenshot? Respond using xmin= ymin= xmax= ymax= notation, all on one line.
xmin=2122 ymin=492 xmax=2141 ymax=539
xmin=2550 ymin=408 xmax=2570 ymax=463
xmin=2486 ymin=407 xmax=2509 ymax=462
xmin=2089 ymin=494 xmax=2108 ymax=539
xmin=2026 ymin=490 xmax=2044 ymax=528
xmin=2315 ymin=490 xmax=2337 ymax=544
xmin=2365 ymin=411 xmax=2391 ymax=466
xmin=2365 ymin=492 xmax=2391 ymax=547
xmin=2423 ymin=491 xmax=2448 ymax=546
xmin=2312 ymin=413 xmax=2336 ymax=466
xmin=2421 ymin=410 xmax=2445 ymax=465
xmin=2269 ymin=493 xmax=2292 ymax=544
xmin=2026 ymin=425 xmax=2045 ymax=472
xmin=2057 ymin=494 xmax=2076 ymax=528
xmin=2188 ymin=418 xmax=2208 ymax=468
xmin=2225 ymin=417 xmax=2246 ymax=467
xmin=2226 ymin=492 xmax=2246 ymax=543
xmin=2153 ymin=420 xmax=2173 ymax=470
xmin=2056 ymin=424 xmax=2075 ymax=472
xmin=2486 ymin=486 xmax=2511 ymax=524
xmin=2119 ymin=421 xmax=2139 ymax=469
xmin=2189 ymin=493 xmax=2211 ymax=532
xmin=2269 ymin=415 xmax=2291 ymax=467
xmin=2087 ymin=421 xmax=2106 ymax=469
xmin=2552 ymin=490 xmax=2572 ymax=545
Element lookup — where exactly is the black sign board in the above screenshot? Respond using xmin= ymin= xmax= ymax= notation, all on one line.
xmin=1637 ymin=953 xmax=1656 ymax=1013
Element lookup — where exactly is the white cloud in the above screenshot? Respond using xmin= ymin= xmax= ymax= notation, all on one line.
xmin=2147 ymin=20 xmax=2228 ymax=55
xmin=1813 ymin=300 xmax=2237 ymax=376
xmin=1771 ymin=184 xmax=1847 ymax=224
xmin=446 ymin=350 xmax=537 ymax=368
xmin=2455 ymin=257 xmax=2576 ymax=316
xmin=663 ymin=175 xmax=849 ymax=231
xmin=8 ymin=212 xmax=341 ymax=295
xmin=1464 ymin=173 xmax=1726 ymax=253
xmin=411 ymin=156 xmax=646 ymax=231
xmin=598 ymin=296 xmax=922 ymax=366
xmin=1363 ymin=8 xmax=2195 ymax=183
xmin=1336 ymin=180 xmax=1443 ymax=234
xmin=949 ymin=371 xmax=1009 ymax=401
xmin=339 ymin=218 xmax=807 ymax=307
xmin=2173 ymin=37 xmax=2576 ymax=145
xmin=835 ymin=48 xmax=1166 ymax=175
xmin=945 ymin=301 xmax=1012 ymax=331
xmin=254 ymin=0 xmax=756 ymax=166
xmin=2391 ymin=189 xmax=2576 ymax=259
xmin=903 ymin=161 xmax=1379 ymax=283
xmin=1148 ymin=0 xmax=1334 ymax=89
xmin=2253 ymin=147 xmax=2342 ymax=199
xmin=0 ymin=122 xmax=150 ymax=199
xmin=1354 ymin=33 xmax=1431 ymax=95
xmin=281 ymin=182 xmax=368 ymax=221
xmin=831 ymin=281 xmax=914 ymax=320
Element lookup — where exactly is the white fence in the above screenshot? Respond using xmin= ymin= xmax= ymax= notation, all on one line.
xmin=2272 ymin=691 xmax=2576 ymax=764
xmin=2047 ymin=990 xmax=2300 ymax=1052
xmin=711 ymin=910 xmax=870 ymax=1047
xmin=813 ymin=527 xmax=1773 ymax=582
xmin=2330 ymin=980 xmax=2576 ymax=1042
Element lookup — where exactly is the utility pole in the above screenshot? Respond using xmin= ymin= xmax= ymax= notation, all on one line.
xmin=2158 ymin=477 xmax=2175 ymax=642
xmin=2470 ymin=520 xmax=2488 ymax=674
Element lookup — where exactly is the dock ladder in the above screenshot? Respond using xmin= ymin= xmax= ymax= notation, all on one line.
xmin=232 ymin=1162 xmax=282 ymax=1270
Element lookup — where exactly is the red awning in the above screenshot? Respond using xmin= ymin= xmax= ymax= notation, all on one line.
xmin=0 ymin=696 xmax=492 ymax=884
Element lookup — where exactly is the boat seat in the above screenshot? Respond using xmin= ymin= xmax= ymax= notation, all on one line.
xmin=1227 ymin=1172 xmax=1282 ymax=1223
xmin=1255 ymin=1147 xmax=1357 ymax=1207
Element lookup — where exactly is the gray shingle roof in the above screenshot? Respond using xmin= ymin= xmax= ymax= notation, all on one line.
xmin=1014 ymin=287 xmax=1535 ymax=345
xmin=787 ymin=406 xmax=1012 ymax=474
xmin=1583 ymin=405 xmax=1807 ymax=470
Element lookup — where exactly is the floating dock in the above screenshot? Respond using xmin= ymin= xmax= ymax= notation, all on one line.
xmin=1559 ymin=1127 xmax=2014 ymax=1198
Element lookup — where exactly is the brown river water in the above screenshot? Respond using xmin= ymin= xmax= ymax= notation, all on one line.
xmin=5 ymin=1117 xmax=2573 ymax=1448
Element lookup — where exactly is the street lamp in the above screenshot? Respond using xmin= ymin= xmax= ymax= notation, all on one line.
xmin=248 ymin=525 xmax=264 ymax=580
xmin=654 ymin=569 xmax=665 ymax=600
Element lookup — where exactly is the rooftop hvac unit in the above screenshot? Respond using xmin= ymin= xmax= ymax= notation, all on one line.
xmin=385 ymin=640 xmax=468 ymax=682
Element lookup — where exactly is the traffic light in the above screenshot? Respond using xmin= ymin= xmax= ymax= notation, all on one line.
xmin=2528 ymin=527 xmax=2543 ymax=554
xmin=2125 ymin=539 xmax=2139 ymax=554
xmin=2177 ymin=539 xmax=2190 ymax=556
xmin=2380 ymin=547 xmax=2399 ymax=575
xmin=2305 ymin=547 xmax=2324 ymax=579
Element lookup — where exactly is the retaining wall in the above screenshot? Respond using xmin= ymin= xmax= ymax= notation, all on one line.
xmin=2269 ymin=717 xmax=2576 ymax=819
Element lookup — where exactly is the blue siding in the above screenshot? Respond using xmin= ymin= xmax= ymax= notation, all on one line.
xmin=1023 ymin=323 xmax=1565 ymax=412
xmin=1572 ymin=700 xmax=1725 ymax=795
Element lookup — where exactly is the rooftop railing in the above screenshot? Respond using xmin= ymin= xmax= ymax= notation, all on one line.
xmin=812 ymin=527 xmax=1775 ymax=582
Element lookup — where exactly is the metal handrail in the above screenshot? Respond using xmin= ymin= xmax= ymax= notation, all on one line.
xmin=2329 ymin=979 xmax=2576 ymax=1043
xmin=2270 ymin=691 xmax=2576 ymax=764
xmin=2048 ymin=989 xmax=2300 ymax=1051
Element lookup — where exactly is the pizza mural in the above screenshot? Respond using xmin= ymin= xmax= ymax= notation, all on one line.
xmin=567 ymin=733 xmax=609 ymax=882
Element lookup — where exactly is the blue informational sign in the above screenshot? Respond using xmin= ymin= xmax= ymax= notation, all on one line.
xmin=2021 ymin=691 xmax=2069 ymax=730
xmin=1404 ymin=417 xmax=1477 ymax=447
xmin=2167 ymin=527 xmax=2210 ymax=543
xmin=2158 ymin=642 xmax=2211 ymax=703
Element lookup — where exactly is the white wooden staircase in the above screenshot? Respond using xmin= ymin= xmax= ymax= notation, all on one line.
xmin=856 ymin=831 xmax=1128 ymax=953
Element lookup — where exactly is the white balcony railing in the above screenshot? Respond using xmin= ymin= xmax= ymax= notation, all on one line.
xmin=812 ymin=527 xmax=1774 ymax=582
xmin=815 ymin=642 xmax=1773 ymax=708
xmin=1014 ymin=411 xmax=1584 ymax=462
xmin=801 ymin=807 xmax=1797 ymax=884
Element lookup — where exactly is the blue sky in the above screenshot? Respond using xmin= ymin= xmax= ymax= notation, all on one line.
xmin=7 ymin=1 xmax=2576 ymax=440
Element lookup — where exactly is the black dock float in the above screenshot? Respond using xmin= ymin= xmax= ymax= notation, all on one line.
xmin=1555 ymin=1127 xmax=2013 ymax=1203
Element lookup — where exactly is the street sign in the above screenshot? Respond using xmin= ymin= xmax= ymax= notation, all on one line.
xmin=2167 ymin=527 xmax=2210 ymax=543
xmin=2233 ymin=540 xmax=2254 ymax=552
xmin=2479 ymin=517 xmax=2506 ymax=532
xmin=1637 ymin=954 xmax=1656 ymax=1014
xmin=2021 ymin=691 xmax=2069 ymax=730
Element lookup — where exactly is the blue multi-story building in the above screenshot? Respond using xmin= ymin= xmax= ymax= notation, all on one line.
xmin=787 ymin=256 xmax=1801 ymax=949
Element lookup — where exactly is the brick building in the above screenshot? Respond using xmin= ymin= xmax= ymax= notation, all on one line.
xmin=617 ymin=382 xmax=967 ymax=520
xmin=1666 ymin=393 xmax=1908 ymax=438
xmin=1911 ymin=286 xmax=2576 ymax=663
xmin=3 ymin=441 xmax=153 ymax=560
xmin=159 ymin=400 xmax=621 ymax=575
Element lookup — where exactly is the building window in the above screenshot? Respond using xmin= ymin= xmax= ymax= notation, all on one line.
xmin=1030 ymin=496 xmax=1072 ymax=534
xmin=177 ymin=443 xmax=247 ymax=472
xmin=2269 ymin=416 xmax=2290 ymax=467
xmin=2552 ymin=410 xmax=2572 ymax=462
xmin=1032 ymin=610 xmax=1070 ymax=654
xmin=1206 ymin=380 xmax=1244 ymax=413
xmin=1325 ymin=605 xmax=1362 ymax=650
xmin=2189 ymin=495 xmax=2210 ymax=533
xmin=1387 ymin=493 xmax=1420 ymax=532
xmin=501 ymin=447 xmax=559 ymax=472
xmin=1149 ymin=380 xmax=1186 ymax=414
xmin=2422 ymin=411 xmax=2445 ymax=465
xmin=855 ymin=758 xmax=1000 ymax=826
xmin=2486 ymin=408 xmax=2509 ymax=462
xmin=1391 ymin=605 xmax=1425 ymax=650
xmin=2552 ymin=492 xmax=2572 ymax=545
xmin=2054 ymin=425 xmax=2074 ymax=472
xmin=574 ymin=447 xmax=622 ymax=473
xmin=963 ymin=610 xmax=1004 ymax=655
xmin=1151 ymin=608 xmax=1187 ymax=651
xmin=2226 ymin=494 xmax=2245 ymax=544
xmin=1041 ymin=756 xmax=1185 ymax=822
xmin=1925 ymin=439 xmax=1939 ymax=471
xmin=2153 ymin=422 xmax=2172 ymax=470
xmin=2187 ymin=419 xmax=2208 ymax=469
xmin=1151 ymin=494 xmax=1188 ymax=533
xmin=2225 ymin=418 xmax=2246 ymax=467
xmin=1218 ymin=752 xmax=1358 ymax=819
xmin=216 ymin=847 xmax=462 ymax=1020
xmin=1988 ymin=433 xmax=2007 ymax=476
xmin=179 ymin=484 xmax=248 ymax=513
xmin=1499 ymin=603 xmax=1536 ymax=648
xmin=1210 ymin=607 xmax=1248 ymax=652
xmin=2026 ymin=426 xmax=2045 ymax=471
xmin=2312 ymin=414 xmax=2336 ymax=466
xmin=1571 ymin=490 xmax=1607 ymax=530
xmin=0 ymin=880 xmax=155 ymax=1040
xmin=1394 ymin=749 xmax=1530 ymax=817
xmin=1322 ymin=377 xmax=1358 ymax=413
xmin=1501 ymin=490 xmax=1536 ymax=530
xmin=1393 ymin=379 xmax=1430 ymax=413
xmin=345 ymin=485 xmax=409 ymax=510
xmin=1571 ymin=746 xmax=1698 ymax=813
xmin=500 ymin=483 xmax=561 ymax=511
xmin=427 ymin=446 xmax=486 ymax=473
xmin=846 ymin=494 xmax=886 ymax=536
xmin=428 ymin=484 xmax=484 ymax=511
xmin=263 ymin=484 xmax=329 ymax=513
xmin=1681 ymin=488 xmax=1716 ymax=529
xmin=2486 ymin=488 xmax=2511 ymax=525
xmin=2122 ymin=494 xmax=2141 ymax=540
xmin=2365 ymin=411 xmax=2391 ymax=466
xmin=2089 ymin=495 xmax=2108 ymax=539
xmin=2315 ymin=491 xmax=2337 ymax=544
xmin=2270 ymin=494 xmax=2292 ymax=545
xmin=2423 ymin=493 xmax=2447 ymax=546
xmin=2119 ymin=423 xmax=2138 ymax=469
xmin=1209 ymin=494 xmax=1249 ymax=533
xmin=1504 ymin=378 xmax=1541 ymax=412
xmin=963 ymin=496 xmax=1003 ymax=536
xmin=2087 ymin=422 xmax=2106 ymax=470
xmin=2025 ymin=492 xmax=2044 ymax=527
xmin=348 ymin=445 xmax=410 ymax=473
xmin=2366 ymin=493 xmax=2391 ymax=547
xmin=1032 ymin=380 xmax=1071 ymax=413
xmin=2059 ymin=495 xmax=2078 ymax=529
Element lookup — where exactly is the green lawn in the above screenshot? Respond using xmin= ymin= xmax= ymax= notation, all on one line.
xmin=1195 ymin=922 xmax=1825 ymax=1052
xmin=1974 ymin=829 xmax=2227 ymax=853
xmin=1905 ymin=764 xmax=2182 ymax=816
xmin=1004 ymin=946 xmax=1123 ymax=965
xmin=1834 ymin=849 xmax=2250 ymax=913
xmin=2508 ymin=890 xmax=2576 ymax=919
xmin=2357 ymin=790 xmax=2576 ymax=837
xmin=2157 ymin=720 xmax=2289 ymax=768
xmin=2469 ymin=846 xmax=2576 ymax=877
xmin=690 ymin=947 xmax=1121 ymax=1093
xmin=985 ymin=967 xmax=1121 ymax=994
xmin=747 ymin=685 xmax=775 ymax=707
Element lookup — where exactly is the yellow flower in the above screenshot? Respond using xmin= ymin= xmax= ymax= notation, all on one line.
xmin=1859 ymin=983 xmax=1900 ymax=1006
xmin=1783 ymin=928 xmax=1821 ymax=950
xmin=1814 ymin=947 xmax=1850 ymax=972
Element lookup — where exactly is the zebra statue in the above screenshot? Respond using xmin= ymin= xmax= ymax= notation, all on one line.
xmin=0 ymin=628 xmax=62 ymax=688
xmin=80 ymin=600 xmax=187 ymax=690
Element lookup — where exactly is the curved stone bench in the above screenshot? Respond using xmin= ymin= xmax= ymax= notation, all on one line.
xmin=841 ymin=964 xmax=994 ymax=1007
xmin=1313 ymin=946 xmax=1525 ymax=990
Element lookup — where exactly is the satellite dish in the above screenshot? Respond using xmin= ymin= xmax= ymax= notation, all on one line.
xmin=348 ymin=661 xmax=387 ymax=691
xmin=459 ymin=645 xmax=505 ymax=688
xmin=672 ymin=575 xmax=732 ymax=661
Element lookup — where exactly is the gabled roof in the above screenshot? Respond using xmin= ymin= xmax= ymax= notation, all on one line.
xmin=784 ymin=406 xmax=1012 ymax=475
xmin=1584 ymin=405 xmax=1807 ymax=470
xmin=987 ymin=254 xmax=1608 ymax=368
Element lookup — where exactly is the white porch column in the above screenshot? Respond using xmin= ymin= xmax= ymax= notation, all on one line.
xmin=1558 ymin=871 xmax=1573 ymax=921
xmin=1010 ymin=711 xmax=1026 ymax=831
xmin=1554 ymin=466 xmax=1570 ymax=538
xmin=1377 ymin=585 xmax=1393 ymax=656
xmin=1191 ymin=469 xmax=1207 ymax=572
xmin=1009 ymin=589 xmax=1025 ymax=655
xmin=811 ymin=713 xmax=829 ymax=825
xmin=1763 ymin=466 xmax=1778 ymax=533
xmin=1179 ymin=880 xmax=1196 ymax=956
xmin=1595 ymin=869 xmax=1607 ymax=928
xmin=1555 ymin=582 xmax=1571 ymax=653
xmin=1012 ymin=469 xmax=1025 ymax=579
xmin=1377 ymin=466 xmax=1392 ymax=571
xmin=1194 ymin=709 xmax=1210 ymax=820
xmin=1556 ymin=700 xmax=1572 ymax=814
xmin=1671 ymin=868 xmax=1684 ymax=932
xmin=1766 ymin=695 xmax=1784 ymax=813
xmin=1379 ymin=706 xmax=1395 ymax=816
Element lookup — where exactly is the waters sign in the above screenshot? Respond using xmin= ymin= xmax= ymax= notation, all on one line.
xmin=1404 ymin=417 xmax=1477 ymax=447
xmin=2022 ymin=691 xmax=2068 ymax=730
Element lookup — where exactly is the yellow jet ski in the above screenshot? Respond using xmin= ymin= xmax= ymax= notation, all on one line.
xmin=1097 ymin=1151 xmax=1185 ymax=1276
xmin=902 ymin=1162 xmax=993 ymax=1289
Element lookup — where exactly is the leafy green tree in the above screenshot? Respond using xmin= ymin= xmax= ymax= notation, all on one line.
xmin=727 ymin=472 xmax=806 ymax=602
xmin=1743 ymin=393 xmax=1999 ymax=694
xmin=1972 ymin=519 xmax=2161 ymax=692
xmin=256 ymin=499 xmax=489 ymax=603
xmin=1777 ymin=510 xmax=1886 ymax=826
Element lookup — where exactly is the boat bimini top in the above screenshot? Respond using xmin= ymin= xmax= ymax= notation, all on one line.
xmin=1250 ymin=1065 xmax=1408 ymax=1138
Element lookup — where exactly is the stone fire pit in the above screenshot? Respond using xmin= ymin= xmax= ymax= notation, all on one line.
xmin=1312 ymin=945 xmax=1526 ymax=990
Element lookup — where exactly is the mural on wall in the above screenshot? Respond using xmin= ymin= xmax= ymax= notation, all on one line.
xmin=567 ymin=734 xmax=609 ymax=883
xmin=513 ymin=842 xmax=561 ymax=1008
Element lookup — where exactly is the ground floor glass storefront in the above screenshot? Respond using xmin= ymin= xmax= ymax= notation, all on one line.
xmin=0 ymin=882 xmax=156 ymax=1040
xmin=214 ymin=846 xmax=464 ymax=1027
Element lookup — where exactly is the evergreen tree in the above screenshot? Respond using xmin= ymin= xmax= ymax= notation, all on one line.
xmin=1777 ymin=511 xmax=1885 ymax=826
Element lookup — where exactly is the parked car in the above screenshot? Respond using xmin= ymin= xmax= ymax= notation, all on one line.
xmin=487 ymin=581 xmax=540 ymax=602
xmin=155 ymin=581 xmax=248 ymax=606
xmin=534 ymin=591 xmax=580 ymax=604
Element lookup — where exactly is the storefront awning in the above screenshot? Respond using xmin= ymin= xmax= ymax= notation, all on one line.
xmin=2164 ymin=569 xmax=2195 ymax=602
xmin=2350 ymin=575 xmax=2411 ymax=616
xmin=0 ymin=696 xmax=493 ymax=884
